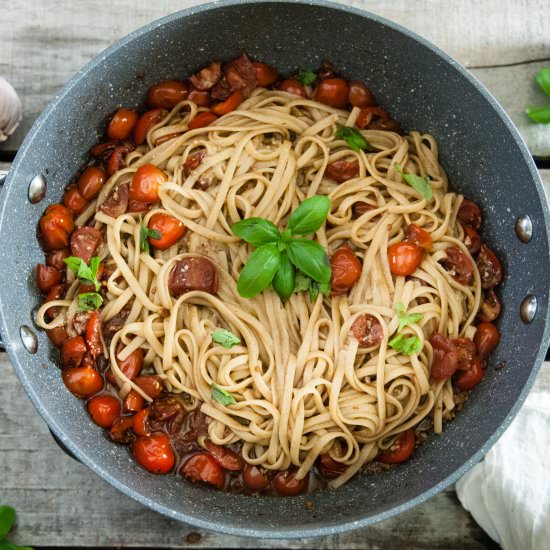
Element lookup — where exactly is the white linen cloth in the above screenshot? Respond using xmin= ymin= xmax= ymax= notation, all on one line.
xmin=456 ymin=366 xmax=550 ymax=550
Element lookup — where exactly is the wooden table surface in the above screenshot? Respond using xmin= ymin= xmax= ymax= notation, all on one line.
xmin=1 ymin=1 xmax=549 ymax=548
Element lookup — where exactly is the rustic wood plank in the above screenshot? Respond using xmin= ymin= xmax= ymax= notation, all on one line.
xmin=1 ymin=0 xmax=549 ymax=154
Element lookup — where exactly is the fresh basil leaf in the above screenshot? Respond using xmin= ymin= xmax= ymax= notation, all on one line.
xmin=0 ymin=542 xmax=18 ymax=550
xmin=231 ymin=218 xmax=281 ymax=247
xmin=297 ymin=67 xmax=316 ymax=86
xmin=535 ymin=67 xmax=550 ymax=97
xmin=237 ymin=243 xmax=281 ymax=298
xmin=288 ymin=195 xmax=330 ymax=235
xmin=211 ymin=384 xmax=236 ymax=406
xmin=89 ymin=256 xmax=101 ymax=291
xmin=396 ymin=302 xmax=423 ymax=332
xmin=140 ymin=220 xmax=162 ymax=254
xmin=212 ymin=329 xmax=240 ymax=348
xmin=309 ymin=281 xmax=331 ymax=302
xmin=394 ymin=163 xmax=433 ymax=201
xmin=388 ymin=333 xmax=422 ymax=355
xmin=281 ymin=228 xmax=293 ymax=243
xmin=335 ymin=125 xmax=374 ymax=152
xmin=77 ymin=292 xmax=103 ymax=312
xmin=0 ymin=505 xmax=15 ymax=540
xmin=287 ymin=239 xmax=331 ymax=284
xmin=272 ymin=252 xmax=296 ymax=300
xmin=525 ymin=105 xmax=550 ymax=124
xmin=64 ymin=256 xmax=100 ymax=290
xmin=294 ymin=271 xmax=311 ymax=293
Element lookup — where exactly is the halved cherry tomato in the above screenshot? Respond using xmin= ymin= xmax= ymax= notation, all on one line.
xmin=474 ymin=322 xmax=500 ymax=359
xmin=205 ymin=441 xmax=244 ymax=471
xmin=458 ymin=199 xmax=482 ymax=230
xmin=355 ymin=106 xmax=390 ymax=130
xmin=110 ymin=416 xmax=135 ymax=444
xmin=39 ymin=204 xmax=74 ymax=250
xmin=132 ymin=408 xmax=151 ymax=437
xmin=212 ymin=90 xmax=243 ymax=115
xmin=279 ymin=79 xmax=306 ymax=97
xmin=443 ymin=246 xmax=474 ymax=286
xmin=462 ymin=224 xmax=482 ymax=255
xmin=188 ymin=111 xmax=218 ymax=130
xmin=404 ymin=223 xmax=432 ymax=251
xmin=348 ymin=80 xmax=376 ymax=108
xmin=133 ymin=109 xmax=167 ymax=145
xmin=44 ymin=283 xmax=66 ymax=320
xmin=46 ymin=248 xmax=70 ymax=270
xmin=133 ymin=433 xmax=175 ymax=474
xmin=252 ymin=62 xmax=279 ymax=87
xmin=146 ymin=80 xmax=189 ymax=109
xmin=134 ymin=375 xmax=164 ymax=399
xmin=455 ymin=356 xmax=484 ymax=391
xmin=63 ymin=185 xmax=88 ymax=215
xmin=317 ymin=453 xmax=346 ymax=479
xmin=128 ymin=199 xmax=150 ymax=213
xmin=106 ymin=144 xmax=134 ymax=176
xmin=272 ymin=470 xmax=308 ymax=496
xmin=87 ymin=395 xmax=121 ymax=428
xmin=77 ymin=166 xmax=106 ymax=200
xmin=478 ymin=290 xmax=502 ymax=322
xmin=181 ymin=453 xmax=225 ymax=488
xmin=387 ymin=242 xmax=422 ymax=276
xmin=124 ymin=390 xmax=145 ymax=413
xmin=314 ymin=77 xmax=349 ymax=108
xmin=36 ymin=264 xmax=62 ymax=293
xmin=46 ymin=326 xmax=69 ymax=347
xmin=477 ymin=244 xmax=502 ymax=289
xmin=106 ymin=348 xmax=144 ymax=385
xmin=90 ymin=140 xmax=118 ymax=159
xmin=85 ymin=311 xmax=102 ymax=359
xmin=107 ymin=108 xmax=138 ymax=140
xmin=61 ymin=335 xmax=87 ymax=369
xmin=188 ymin=87 xmax=211 ymax=107
xmin=147 ymin=213 xmax=185 ymax=250
xmin=378 ymin=429 xmax=415 ymax=464
xmin=243 ymin=464 xmax=270 ymax=491
xmin=352 ymin=201 xmax=376 ymax=218
xmin=330 ymin=247 xmax=362 ymax=294
xmin=63 ymin=366 xmax=104 ymax=398
xmin=129 ymin=164 xmax=167 ymax=203
xmin=325 ymin=160 xmax=359 ymax=183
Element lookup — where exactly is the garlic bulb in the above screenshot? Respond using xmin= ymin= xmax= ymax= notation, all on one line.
xmin=0 ymin=77 xmax=22 ymax=142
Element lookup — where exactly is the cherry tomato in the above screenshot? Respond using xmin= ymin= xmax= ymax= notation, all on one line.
xmin=63 ymin=184 xmax=88 ymax=215
xmin=188 ymin=111 xmax=218 ymax=130
xmin=87 ymin=395 xmax=121 ymax=428
xmin=205 ymin=441 xmax=244 ymax=471
xmin=132 ymin=408 xmax=151 ymax=437
xmin=443 ymin=246 xmax=474 ymax=286
xmin=90 ymin=140 xmax=118 ymax=159
xmin=44 ymin=283 xmax=66 ymax=320
xmin=330 ymin=247 xmax=362 ymax=294
xmin=243 ymin=464 xmax=270 ymax=491
xmin=279 ymin=79 xmax=306 ymax=97
xmin=181 ymin=453 xmax=225 ymax=488
xmin=458 ymin=199 xmax=482 ymax=230
xmin=124 ymin=390 xmax=145 ymax=413
xmin=348 ymin=80 xmax=376 ymax=108
xmin=36 ymin=264 xmax=62 ymax=293
xmin=314 ymin=78 xmax=349 ymax=108
xmin=46 ymin=326 xmax=69 ymax=348
xmin=474 ymin=322 xmax=500 ymax=359
xmin=188 ymin=87 xmax=211 ymax=107
xmin=317 ymin=453 xmax=346 ymax=479
xmin=378 ymin=429 xmax=415 ymax=464
xmin=76 ymin=166 xmax=106 ymax=201
xmin=107 ymin=108 xmax=138 ymax=140
xmin=129 ymin=164 xmax=167 ymax=203
xmin=46 ymin=247 xmax=70 ymax=270
xmin=63 ymin=366 xmax=104 ymax=398
xmin=352 ymin=201 xmax=376 ymax=218
xmin=325 ymin=160 xmax=359 ymax=183
xmin=147 ymin=213 xmax=185 ymax=250
xmin=110 ymin=416 xmax=135 ymax=444
xmin=252 ymin=62 xmax=279 ymax=87
xmin=106 ymin=144 xmax=134 ymax=176
xmin=455 ymin=356 xmax=484 ymax=391
xmin=404 ymin=223 xmax=432 ymax=251
xmin=355 ymin=106 xmax=390 ymax=130
xmin=272 ymin=470 xmax=308 ymax=496
xmin=146 ymin=80 xmax=189 ymax=109
xmin=134 ymin=375 xmax=164 ymax=399
xmin=106 ymin=348 xmax=144 ymax=385
xmin=351 ymin=314 xmax=383 ymax=347
xmin=387 ymin=242 xmax=422 ymax=276
xmin=133 ymin=433 xmax=175 ymax=474
xmin=212 ymin=90 xmax=243 ymax=115
xmin=462 ymin=224 xmax=482 ymax=255
xmin=128 ymin=199 xmax=150 ymax=213
xmin=133 ymin=109 xmax=167 ymax=145
xmin=61 ymin=335 xmax=87 ymax=369
xmin=85 ymin=311 xmax=102 ymax=359
xmin=39 ymin=204 xmax=74 ymax=250
xmin=478 ymin=289 xmax=502 ymax=322
xmin=477 ymin=244 xmax=502 ymax=289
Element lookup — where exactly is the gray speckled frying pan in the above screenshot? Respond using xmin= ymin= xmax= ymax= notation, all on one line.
xmin=1 ymin=0 xmax=549 ymax=539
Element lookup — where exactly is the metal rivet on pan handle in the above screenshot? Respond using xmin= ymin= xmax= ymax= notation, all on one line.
xmin=28 ymin=174 xmax=47 ymax=204
xmin=19 ymin=325 xmax=38 ymax=354
xmin=520 ymin=295 xmax=537 ymax=324
xmin=515 ymin=215 xmax=533 ymax=243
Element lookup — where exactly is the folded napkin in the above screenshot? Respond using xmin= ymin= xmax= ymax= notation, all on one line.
xmin=456 ymin=366 xmax=550 ymax=550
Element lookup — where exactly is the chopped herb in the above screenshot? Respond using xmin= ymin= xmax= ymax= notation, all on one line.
xmin=396 ymin=302 xmax=423 ymax=332
xmin=64 ymin=256 xmax=101 ymax=291
xmin=525 ymin=105 xmax=550 ymax=124
xmin=211 ymin=384 xmax=237 ymax=406
xmin=335 ymin=125 xmax=374 ymax=152
xmin=394 ymin=163 xmax=433 ymax=201
xmin=139 ymin=220 xmax=162 ymax=254
xmin=297 ymin=68 xmax=317 ymax=86
xmin=212 ymin=329 xmax=241 ymax=349
xmin=388 ymin=333 xmax=422 ymax=355
xmin=77 ymin=292 xmax=103 ymax=312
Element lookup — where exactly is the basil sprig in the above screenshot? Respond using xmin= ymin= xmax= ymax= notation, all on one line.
xmin=297 ymin=68 xmax=316 ymax=86
xmin=211 ymin=384 xmax=236 ymax=406
xmin=140 ymin=220 xmax=162 ymax=254
xmin=394 ymin=163 xmax=433 ymax=201
xmin=78 ymin=292 xmax=103 ymax=312
xmin=64 ymin=256 xmax=101 ymax=291
xmin=526 ymin=67 xmax=550 ymax=124
xmin=389 ymin=303 xmax=423 ymax=356
xmin=212 ymin=329 xmax=241 ymax=349
xmin=396 ymin=302 xmax=423 ymax=332
xmin=231 ymin=196 xmax=331 ymax=300
xmin=335 ymin=125 xmax=374 ymax=152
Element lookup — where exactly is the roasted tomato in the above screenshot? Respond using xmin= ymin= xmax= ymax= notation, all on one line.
xmin=129 ymin=164 xmax=167 ymax=203
xmin=169 ymin=256 xmax=218 ymax=297
xmin=330 ymin=247 xmax=362 ymax=294
xmin=325 ymin=160 xmax=359 ymax=183
xmin=205 ymin=441 xmax=244 ymax=471
xmin=46 ymin=247 xmax=70 ymax=271
xmin=352 ymin=201 xmax=376 ymax=218
xmin=39 ymin=204 xmax=74 ymax=250
xmin=477 ymin=244 xmax=502 ymax=289
xmin=252 ymin=62 xmax=279 ymax=87
xmin=388 ymin=242 xmax=422 ymax=276
xmin=355 ymin=106 xmax=393 ymax=130
xmin=272 ymin=470 xmax=308 ymax=496
xmin=378 ymin=429 xmax=415 ymax=464
xmin=132 ymin=408 xmax=151 ymax=437
xmin=107 ymin=108 xmax=138 ymax=141
xmin=457 ymin=199 xmax=482 ymax=230
xmin=106 ymin=143 xmax=135 ymax=176
xmin=317 ymin=453 xmax=346 ymax=479
xmin=313 ymin=78 xmax=349 ymax=108
xmin=188 ymin=87 xmax=211 ymax=107
xmin=100 ymin=183 xmax=129 ymax=217
xmin=134 ymin=376 xmax=164 ymax=399
xmin=462 ymin=224 xmax=482 ymax=255
xmin=442 ymin=246 xmax=474 ymax=285
xmin=124 ymin=390 xmax=145 ymax=413
xmin=212 ymin=90 xmax=243 ymax=115
xmin=44 ymin=283 xmax=66 ymax=320
xmin=474 ymin=322 xmax=500 ymax=359
xmin=478 ymin=289 xmax=502 ymax=322
xmin=430 ymin=334 xmax=475 ymax=380
xmin=147 ymin=213 xmax=186 ymax=251
xmin=85 ymin=311 xmax=102 ymax=359
xmin=351 ymin=314 xmax=383 ymax=347
xmin=181 ymin=453 xmax=225 ymax=488
xmin=106 ymin=348 xmax=144 ymax=385
xmin=348 ymin=80 xmax=376 ymax=108
xmin=133 ymin=109 xmax=167 ymax=145
xmin=404 ymin=224 xmax=432 ymax=251
xmin=133 ymin=433 xmax=175 ymax=474
xmin=62 ymin=366 xmax=104 ymax=398
xmin=110 ymin=416 xmax=135 ymax=445
xmin=188 ymin=111 xmax=218 ymax=130
xmin=46 ymin=326 xmax=69 ymax=348
xmin=279 ymin=79 xmax=306 ymax=97
xmin=243 ymin=464 xmax=270 ymax=491
xmin=36 ymin=264 xmax=62 ymax=293
xmin=70 ymin=226 xmax=103 ymax=264
xmin=61 ymin=335 xmax=87 ymax=369
xmin=147 ymin=80 xmax=188 ymax=109
xmin=87 ymin=395 xmax=121 ymax=428
xmin=455 ymin=356 xmax=484 ymax=391
xmin=63 ymin=185 xmax=88 ymax=215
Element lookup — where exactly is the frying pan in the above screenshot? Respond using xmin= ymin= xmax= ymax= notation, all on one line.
xmin=1 ymin=0 xmax=549 ymax=539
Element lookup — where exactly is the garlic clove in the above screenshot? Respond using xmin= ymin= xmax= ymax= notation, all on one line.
xmin=0 ymin=77 xmax=22 ymax=143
